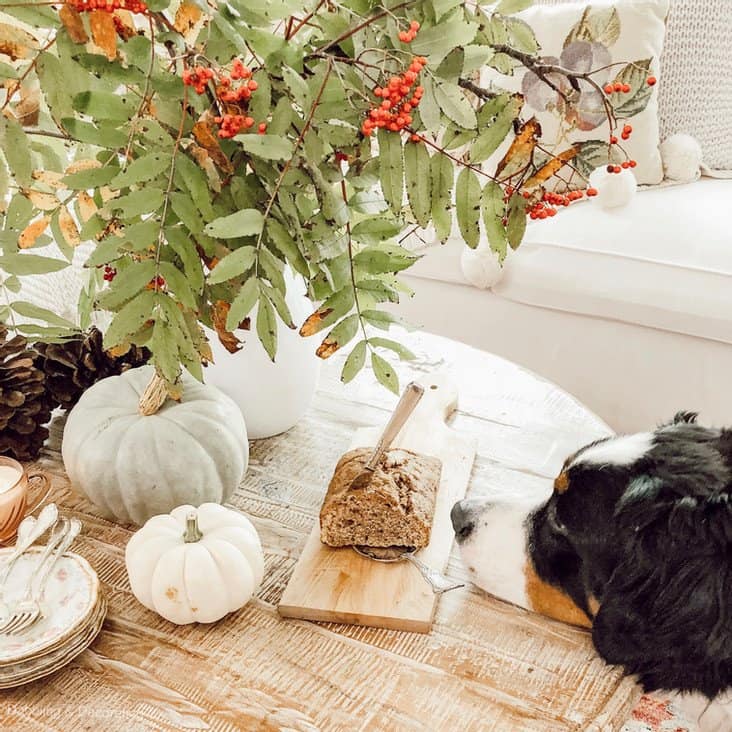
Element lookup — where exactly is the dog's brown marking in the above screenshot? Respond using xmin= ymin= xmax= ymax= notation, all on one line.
xmin=554 ymin=471 xmax=569 ymax=494
xmin=525 ymin=561 xmax=592 ymax=628
xmin=587 ymin=595 xmax=600 ymax=617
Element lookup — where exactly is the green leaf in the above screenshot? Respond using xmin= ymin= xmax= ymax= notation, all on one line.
xmin=369 ymin=337 xmax=416 ymax=361
xmin=258 ymin=246 xmax=286 ymax=293
xmin=110 ymin=153 xmax=172 ymax=189
xmin=371 ymin=351 xmax=399 ymax=394
xmin=208 ymin=246 xmax=256 ymax=284
xmin=612 ymin=59 xmax=654 ymax=117
xmin=110 ymin=189 xmax=164 ymax=218
xmin=165 ymin=227 xmax=204 ymax=293
xmin=236 ymin=134 xmax=294 ymax=160
xmin=204 ymin=209 xmax=264 ymax=238
xmin=103 ymin=290 xmax=157 ymax=349
xmin=266 ymin=219 xmax=309 ymax=277
xmin=85 ymin=236 xmax=123 ymax=268
xmin=377 ymin=128 xmax=404 ymax=215
xmin=60 ymin=119 xmax=128 ymax=148
xmin=430 ymin=152 xmax=453 ymax=241
xmin=1 ymin=118 xmax=31 ymax=187
xmin=404 ymin=142 xmax=431 ymax=227
xmin=62 ymin=166 xmax=119 ymax=189
xmin=341 ymin=339 xmax=367 ymax=383
xmin=73 ymin=91 xmax=135 ymax=121
xmin=361 ymin=309 xmax=399 ymax=331
xmin=455 ymin=167 xmax=482 ymax=249
xmin=505 ymin=17 xmax=538 ymax=54
xmin=97 ymin=260 xmax=156 ymax=309
xmin=573 ymin=139 xmax=617 ymax=177
xmin=281 ymin=65 xmax=310 ymax=109
xmin=418 ymin=77 xmax=442 ymax=133
xmin=36 ymin=52 xmax=72 ymax=126
xmin=471 ymin=93 xmax=523 ymax=163
xmin=433 ymin=81 xmax=477 ymax=129
xmin=353 ymin=245 xmax=419 ymax=274
xmin=506 ymin=192 xmax=527 ymax=251
xmin=226 ymin=277 xmax=260 ymax=331
xmin=261 ymin=282 xmax=294 ymax=329
xmin=256 ymin=294 xmax=278 ymax=361
xmin=351 ymin=217 xmax=403 ymax=245
xmin=356 ymin=278 xmax=399 ymax=303
xmin=0 ymin=254 xmax=67 ymax=276
xmin=170 ymin=192 xmax=206 ymax=236
xmin=481 ymin=181 xmax=508 ymax=261
xmin=157 ymin=262 xmax=198 ymax=309
xmin=564 ymin=6 xmax=620 ymax=48
xmin=496 ymin=0 xmax=533 ymax=12
xmin=173 ymin=154 xmax=215 ymax=221
xmin=151 ymin=316 xmax=180 ymax=383
xmin=410 ymin=16 xmax=478 ymax=66
xmin=10 ymin=301 xmax=78 ymax=329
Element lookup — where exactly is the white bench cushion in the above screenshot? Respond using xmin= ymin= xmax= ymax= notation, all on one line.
xmin=409 ymin=178 xmax=732 ymax=344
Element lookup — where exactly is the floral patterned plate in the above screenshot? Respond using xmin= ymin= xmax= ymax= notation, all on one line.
xmin=0 ymin=548 xmax=99 ymax=665
xmin=0 ymin=595 xmax=106 ymax=688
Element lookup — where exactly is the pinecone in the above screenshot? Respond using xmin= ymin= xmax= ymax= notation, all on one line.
xmin=0 ymin=325 xmax=54 ymax=462
xmin=35 ymin=326 xmax=150 ymax=410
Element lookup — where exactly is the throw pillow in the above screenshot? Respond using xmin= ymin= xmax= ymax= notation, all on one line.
xmin=480 ymin=0 xmax=670 ymax=187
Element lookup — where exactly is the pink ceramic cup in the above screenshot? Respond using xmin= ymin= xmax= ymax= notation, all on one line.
xmin=0 ymin=457 xmax=50 ymax=544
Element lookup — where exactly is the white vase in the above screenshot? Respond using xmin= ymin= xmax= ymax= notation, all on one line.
xmin=204 ymin=275 xmax=321 ymax=439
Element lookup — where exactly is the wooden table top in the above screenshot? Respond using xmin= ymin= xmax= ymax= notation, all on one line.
xmin=4 ymin=330 xmax=640 ymax=731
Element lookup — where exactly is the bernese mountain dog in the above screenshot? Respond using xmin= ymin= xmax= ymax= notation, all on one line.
xmin=451 ymin=412 xmax=731 ymax=724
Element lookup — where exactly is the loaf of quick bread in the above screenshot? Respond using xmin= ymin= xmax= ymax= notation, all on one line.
xmin=319 ymin=447 xmax=442 ymax=548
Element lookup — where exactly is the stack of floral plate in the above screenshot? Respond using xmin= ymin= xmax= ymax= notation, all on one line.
xmin=0 ymin=547 xmax=106 ymax=688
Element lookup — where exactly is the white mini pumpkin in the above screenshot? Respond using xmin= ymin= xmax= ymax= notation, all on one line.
xmin=125 ymin=503 xmax=264 ymax=624
xmin=62 ymin=365 xmax=248 ymax=525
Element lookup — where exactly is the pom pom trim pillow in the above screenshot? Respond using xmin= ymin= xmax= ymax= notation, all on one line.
xmin=480 ymin=0 xmax=670 ymax=187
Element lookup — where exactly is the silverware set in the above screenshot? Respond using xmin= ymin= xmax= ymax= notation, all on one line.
xmin=0 ymin=504 xmax=82 ymax=635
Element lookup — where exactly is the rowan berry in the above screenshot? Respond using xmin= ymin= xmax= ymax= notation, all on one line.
xmin=607 ymin=164 xmax=615 ymax=173
xmin=610 ymin=135 xmax=618 ymax=144
xmin=628 ymin=159 xmax=637 ymax=168
xmin=647 ymin=76 xmax=657 ymax=86
xmin=604 ymin=84 xmax=614 ymax=94
xmin=258 ymin=122 xmax=267 ymax=134
xmin=613 ymin=165 xmax=622 ymax=174
xmin=621 ymin=84 xmax=631 ymax=93
xmin=614 ymin=82 xmax=623 ymax=92
xmin=586 ymin=187 xmax=598 ymax=197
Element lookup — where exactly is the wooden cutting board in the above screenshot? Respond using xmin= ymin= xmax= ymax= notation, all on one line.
xmin=278 ymin=372 xmax=477 ymax=633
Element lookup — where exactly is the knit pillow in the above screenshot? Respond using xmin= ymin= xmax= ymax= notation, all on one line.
xmin=481 ymin=0 xmax=669 ymax=187
xmin=657 ymin=0 xmax=732 ymax=173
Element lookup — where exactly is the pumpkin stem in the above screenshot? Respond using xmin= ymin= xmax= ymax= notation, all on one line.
xmin=183 ymin=512 xmax=203 ymax=543
xmin=139 ymin=371 xmax=169 ymax=416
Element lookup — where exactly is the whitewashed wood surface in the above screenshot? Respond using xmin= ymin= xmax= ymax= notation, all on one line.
xmin=3 ymin=330 xmax=641 ymax=731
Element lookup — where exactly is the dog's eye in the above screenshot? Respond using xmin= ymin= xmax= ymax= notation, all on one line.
xmin=547 ymin=502 xmax=568 ymax=535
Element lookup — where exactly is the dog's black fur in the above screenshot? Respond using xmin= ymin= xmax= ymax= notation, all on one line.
xmin=528 ymin=412 xmax=732 ymax=697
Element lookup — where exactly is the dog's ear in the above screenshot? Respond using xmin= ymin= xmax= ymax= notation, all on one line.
xmin=592 ymin=476 xmax=732 ymax=697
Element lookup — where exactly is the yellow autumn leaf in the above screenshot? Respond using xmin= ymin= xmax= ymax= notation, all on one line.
xmin=89 ymin=10 xmax=117 ymax=61
xmin=0 ymin=22 xmax=38 ymax=61
xmin=495 ymin=117 xmax=542 ymax=180
xmin=66 ymin=159 xmax=101 ymax=175
xmin=22 ymin=188 xmax=58 ymax=211
xmin=58 ymin=4 xmax=89 ymax=44
xmin=174 ymin=2 xmax=203 ymax=41
xmin=32 ymin=170 xmax=65 ymax=189
xmin=18 ymin=217 xmax=50 ymax=249
xmin=14 ymin=86 xmax=39 ymax=126
xmin=58 ymin=207 xmax=81 ymax=247
xmin=523 ymin=146 xmax=579 ymax=189
xmin=78 ymin=192 xmax=97 ymax=222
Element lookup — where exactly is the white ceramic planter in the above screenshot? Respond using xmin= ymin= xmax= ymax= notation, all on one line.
xmin=204 ymin=276 xmax=321 ymax=439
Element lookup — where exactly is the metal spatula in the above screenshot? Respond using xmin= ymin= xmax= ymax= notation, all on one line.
xmin=349 ymin=381 xmax=424 ymax=491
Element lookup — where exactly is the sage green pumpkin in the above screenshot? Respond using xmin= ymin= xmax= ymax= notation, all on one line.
xmin=62 ymin=366 xmax=248 ymax=525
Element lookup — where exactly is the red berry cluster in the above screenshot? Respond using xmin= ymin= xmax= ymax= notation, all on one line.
xmin=182 ymin=66 xmax=215 ymax=95
xmin=524 ymin=188 xmax=593 ymax=219
xmin=604 ymin=81 xmax=631 ymax=95
xmin=361 ymin=55 xmax=427 ymax=137
xmin=182 ymin=60 xmax=269 ymax=139
xmin=103 ymin=265 xmax=116 ymax=282
xmin=66 ymin=0 xmax=147 ymax=13
xmin=398 ymin=20 xmax=420 ymax=43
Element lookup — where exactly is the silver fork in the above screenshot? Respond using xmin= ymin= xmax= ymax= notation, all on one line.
xmin=0 ymin=504 xmax=59 ymax=624
xmin=0 ymin=517 xmax=81 ymax=635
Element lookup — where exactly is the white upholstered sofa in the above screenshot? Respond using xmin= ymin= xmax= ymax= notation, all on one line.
xmin=398 ymin=176 xmax=732 ymax=433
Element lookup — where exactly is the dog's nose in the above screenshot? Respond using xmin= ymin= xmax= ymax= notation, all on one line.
xmin=450 ymin=500 xmax=475 ymax=541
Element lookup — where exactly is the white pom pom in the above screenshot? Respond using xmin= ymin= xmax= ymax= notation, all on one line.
xmin=588 ymin=166 xmax=637 ymax=209
xmin=660 ymin=133 xmax=703 ymax=182
xmin=460 ymin=242 xmax=505 ymax=289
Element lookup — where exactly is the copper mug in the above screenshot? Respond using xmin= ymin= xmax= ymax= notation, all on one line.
xmin=0 ymin=457 xmax=51 ymax=545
